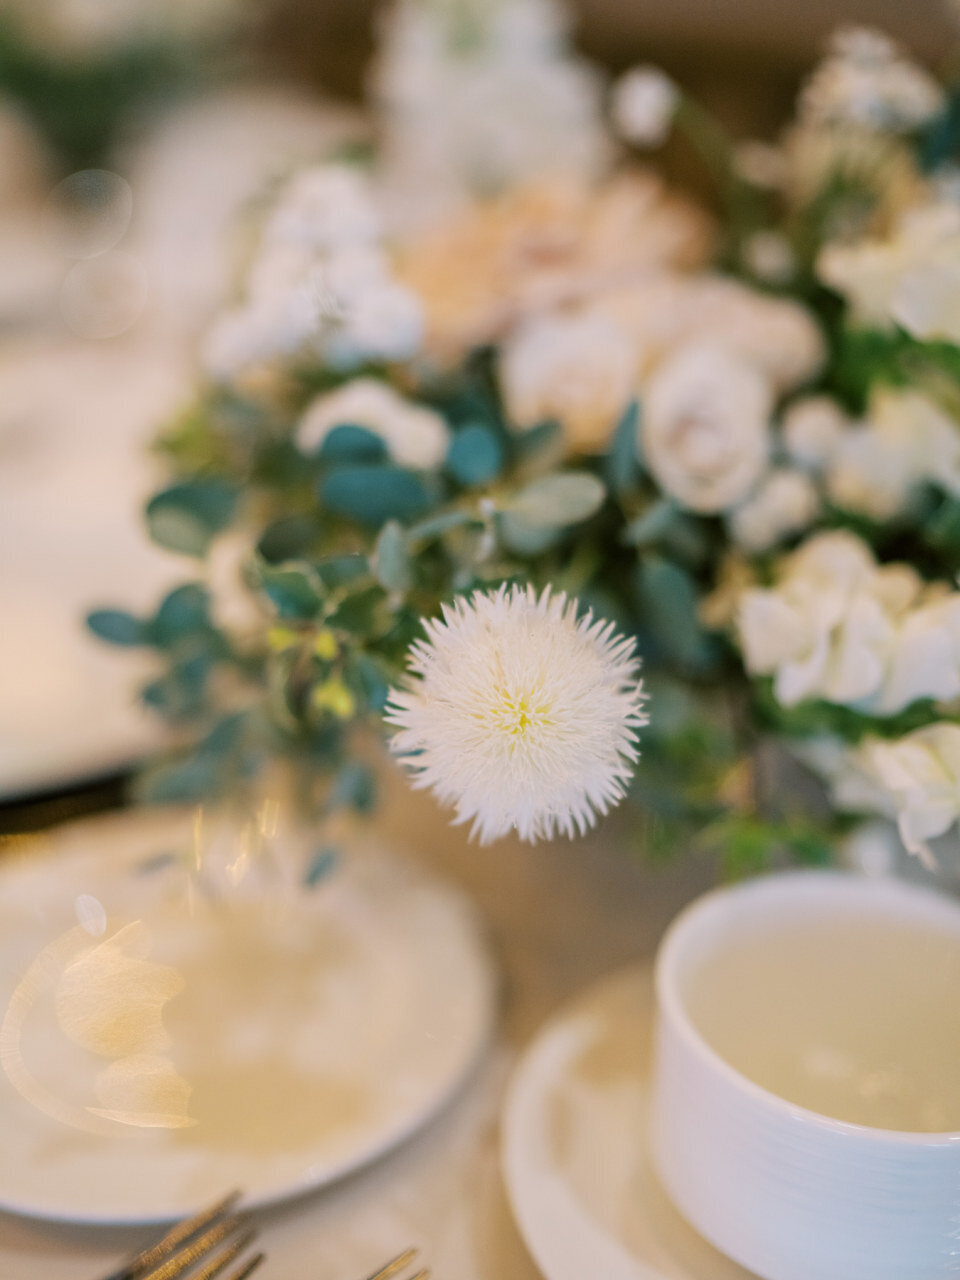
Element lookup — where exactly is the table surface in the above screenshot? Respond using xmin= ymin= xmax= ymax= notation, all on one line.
xmin=0 ymin=764 xmax=716 ymax=1280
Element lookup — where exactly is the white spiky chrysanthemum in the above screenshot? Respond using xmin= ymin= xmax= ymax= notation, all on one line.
xmin=386 ymin=585 xmax=648 ymax=844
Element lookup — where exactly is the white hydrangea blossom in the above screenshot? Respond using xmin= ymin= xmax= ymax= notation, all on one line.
xmin=371 ymin=0 xmax=610 ymax=231
xmin=297 ymin=377 xmax=449 ymax=469
xmin=386 ymin=584 xmax=648 ymax=843
xmin=736 ymin=530 xmax=960 ymax=715
xmin=203 ymin=164 xmax=423 ymax=381
xmin=799 ymin=26 xmax=944 ymax=134
xmin=643 ymin=342 xmax=772 ymax=513
xmin=611 ymin=66 xmax=678 ymax=148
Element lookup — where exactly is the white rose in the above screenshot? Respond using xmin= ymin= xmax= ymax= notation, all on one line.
xmin=264 ymin=165 xmax=382 ymax=252
xmin=656 ymin=277 xmax=825 ymax=393
xmin=297 ymin=377 xmax=449 ymax=469
xmin=611 ymin=67 xmax=678 ymax=148
xmin=500 ymin=308 xmax=636 ymax=453
xmin=642 ymin=342 xmax=772 ymax=513
xmin=728 ymin=467 xmax=819 ymax=553
xmin=861 ymin=724 xmax=960 ymax=867
xmin=782 ymin=396 xmax=849 ymax=468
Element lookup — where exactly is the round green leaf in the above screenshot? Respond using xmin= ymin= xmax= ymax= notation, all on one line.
xmin=507 ymin=472 xmax=606 ymax=529
xmin=446 ymin=423 xmax=504 ymax=486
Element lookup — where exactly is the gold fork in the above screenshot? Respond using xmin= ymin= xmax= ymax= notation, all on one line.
xmin=100 ymin=1191 xmax=262 ymax=1280
xmin=363 ymin=1248 xmax=428 ymax=1280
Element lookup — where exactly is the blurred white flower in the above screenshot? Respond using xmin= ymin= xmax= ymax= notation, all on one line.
xmin=499 ymin=307 xmax=636 ymax=452
xmin=782 ymin=396 xmax=849 ymax=468
xmin=643 ymin=343 xmax=772 ymax=513
xmin=733 ymin=140 xmax=787 ymax=189
xmin=826 ymin=388 xmax=960 ymax=519
xmin=728 ymin=467 xmax=819 ymax=553
xmin=386 ymin=584 xmax=648 ymax=843
xmin=841 ymin=819 xmax=901 ymax=877
xmin=800 ymin=27 xmax=944 ymax=133
xmin=372 ymin=0 xmax=610 ymax=231
xmin=675 ymin=278 xmax=824 ymax=391
xmin=743 ymin=230 xmax=795 ymax=284
xmin=859 ymin=724 xmax=960 ymax=867
xmin=263 ymin=166 xmax=382 ymax=251
xmin=298 ymin=378 xmax=449 ymax=469
xmin=202 ymin=166 xmax=423 ymax=380
xmin=818 ymin=202 xmax=960 ymax=342
xmin=736 ymin=529 xmax=960 ymax=714
xmin=611 ymin=66 xmax=678 ymax=148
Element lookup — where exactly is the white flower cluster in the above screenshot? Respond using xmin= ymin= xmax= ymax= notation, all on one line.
xmin=387 ymin=584 xmax=648 ymax=843
xmin=818 ymin=202 xmax=960 ymax=344
xmin=737 ymin=529 xmax=960 ymax=715
xmin=499 ymin=272 xmax=824 ymax=516
xmin=799 ymin=27 xmax=944 ymax=134
xmin=203 ymin=165 xmax=423 ymax=381
xmin=784 ymin=389 xmax=960 ymax=520
xmin=371 ymin=0 xmax=610 ymax=230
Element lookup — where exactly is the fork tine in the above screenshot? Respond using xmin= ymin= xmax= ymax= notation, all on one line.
xmin=171 ymin=1227 xmax=258 ymax=1280
xmin=221 ymin=1254 xmax=264 ymax=1280
xmin=364 ymin=1249 xmax=419 ymax=1280
xmin=140 ymin=1215 xmax=250 ymax=1280
xmin=222 ymin=1254 xmax=264 ymax=1280
xmin=101 ymin=1192 xmax=242 ymax=1280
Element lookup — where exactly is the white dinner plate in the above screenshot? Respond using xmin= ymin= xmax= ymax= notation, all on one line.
xmin=0 ymin=809 xmax=497 ymax=1224
xmin=502 ymin=965 xmax=758 ymax=1280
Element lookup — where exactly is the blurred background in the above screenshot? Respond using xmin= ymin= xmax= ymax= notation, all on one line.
xmin=0 ymin=0 xmax=955 ymax=825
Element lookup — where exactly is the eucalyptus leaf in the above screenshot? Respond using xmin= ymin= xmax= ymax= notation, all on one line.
xmin=86 ymin=608 xmax=147 ymax=647
xmin=507 ymin=472 xmax=606 ymax=529
xmin=374 ymin=520 xmax=413 ymax=592
xmin=446 ymin=423 xmax=504 ymax=486
xmin=150 ymin=584 xmax=211 ymax=648
xmin=320 ymin=465 xmax=435 ymax=526
xmin=318 ymin=424 xmax=389 ymax=464
xmin=603 ymin=400 xmax=642 ymax=497
xmin=327 ymin=762 xmax=376 ymax=813
xmin=635 ymin=555 xmax=713 ymax=671
xmin=146 ymin=479 xmax=239 ymax=556
xmin=257 ymin=564 xmax=323 ymax=619
xmin=257 ymin=514 xmax=318 ymax=564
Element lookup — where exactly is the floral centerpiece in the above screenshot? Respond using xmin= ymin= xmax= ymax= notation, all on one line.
xmin=91 ymin=1 xmax=960 ymax=875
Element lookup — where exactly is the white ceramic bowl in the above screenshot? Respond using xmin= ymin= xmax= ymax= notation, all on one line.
xmin=651 ymin=871 xmax=960 ymax=1280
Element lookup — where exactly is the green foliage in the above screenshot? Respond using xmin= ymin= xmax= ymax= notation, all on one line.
xmin=87 ymin=609 xmax=148 ymax=647
xmin=446 ymin=423 xmax=504 ymax=486
xmin=320 ymin=466 xmax=437 ymax=526
xmin=146 ymin=480 xmax=239 ymax=557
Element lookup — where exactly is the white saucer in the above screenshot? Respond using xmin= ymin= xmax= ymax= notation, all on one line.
xmin=502 ymin=966 xmax=758 ymax=1280
xmin=0 ymin=809 xmax=497 ymax=1224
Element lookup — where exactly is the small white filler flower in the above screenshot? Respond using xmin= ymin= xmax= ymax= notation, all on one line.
xmin=386 ymin=584 xmax=648 ymax=843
